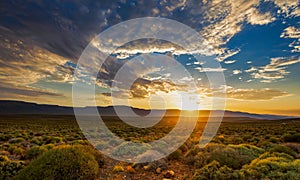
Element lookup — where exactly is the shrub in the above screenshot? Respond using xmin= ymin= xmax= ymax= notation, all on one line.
xmin=8 ymin=138 xmax=25 ymax=144
xmin=8 ymin=146 xmax=26 ymax=158
xmin=43 ymin=136 xmax=63 ymax=144
xmin=0 ymin=155 xmax=9 ymax=162
xmin=26 ymin=146 xmax=48 ymax=160
xmin=282 ymin=133 xmax=300 ymax=142
xmin=269 ymin=145 xmax=297 ymax=158
xmin=242 ymin=152 xmax=300 ymax=179
xmin=269 ymin=137 xmax=279 ymax=143
xmin=0 ymin=155 xmax=24 ymax=179
xmin=283 ymin=143 xmax=300 ymax=153
xmin=112 ymin=142 xmax=151 ymax=157
xmin=192 ymin=144 xmax=264 ymax=169
xmin=231 ymin=137 xmax=243 ymax=144
xmin=16 ymin=145 xmax=100 ymax=180
xmin=193 ymin=161 xmax=243 ymax=180
xmin=168 ymin=149 xmax=182 ymax=160
xmin=30 ymin=137 xmax=43 ymax=146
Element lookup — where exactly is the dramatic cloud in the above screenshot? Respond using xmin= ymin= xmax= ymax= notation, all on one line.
xmin=129 ymin=79 xmax=181 ymax=99
xmin=0 ymin=0 xmax=298 ymax=108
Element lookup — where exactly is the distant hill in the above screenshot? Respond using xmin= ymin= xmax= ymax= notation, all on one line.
xmin=0 ymin=100 xmax=296 ymax=120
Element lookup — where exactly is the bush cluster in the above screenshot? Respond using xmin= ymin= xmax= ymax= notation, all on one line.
xmin=16 ymin=145 xmax=103 ymax=180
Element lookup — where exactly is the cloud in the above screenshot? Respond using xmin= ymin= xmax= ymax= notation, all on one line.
xmin=281 ymin=26 xmax=300 ymax=39
xmin=226 ymin=86 xmax=291 ymax=100
xmin=0 ymin=85 xmax=64 ymax=98
xmin=129 ymin=79 xmax=181 ymax=99
xmin=0 ymin=0 xmax=297 ymax=105
xmin=273 ymin=0 xmax=300 ymax=17
xmin=246 ymin=8 xmax=276 ymax=25
xmin=245 ymin=67 xmax=257 ymax=72
xmin=233 ymin=70 xmax=242 ymax=75
xmin=250 ymin=56 xmax=300 ymax=81
xmin=224 ymin=60 xmax=236 ymax=64
xmin=280 ymin=26 xmax=300 ymax=53
xmin=216 ymin=49 xmax=240 ymax=62
xmin=195 ymin=67 xmax=227 ymax=72
xmin=200 ymin=0 xmax=268 ymax=59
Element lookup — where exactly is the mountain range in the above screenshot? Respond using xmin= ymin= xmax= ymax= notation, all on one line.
xmin=0 ymin=100 xmax=297 ymax=120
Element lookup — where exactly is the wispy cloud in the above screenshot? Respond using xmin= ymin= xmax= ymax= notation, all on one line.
xmin=250 ymin=56 xmax=300 ymax=82
xmin=280 ymin=26 xmax=300 ymax=53
xmin=226 ymin=86 xmax=291 ymax=100
xmin=195 ymin=67 xmax=227 ymax=72
xmin=224 ymin=60 xmax=237 ymax=64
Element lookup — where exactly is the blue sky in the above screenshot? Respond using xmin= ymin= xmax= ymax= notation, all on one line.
xmin=0 ymin=0 xmax=299 ymax=115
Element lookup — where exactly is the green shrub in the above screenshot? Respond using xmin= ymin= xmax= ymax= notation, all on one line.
xmin=242 ymin=152 xmax=300 ymax=179
xmin=7 ymin=146 xmax=26 ymax=158
xmin=16 ymin=145 xmax=100 ymax=180
xmin=0 ymin=155 xmax=24 ymax=179
xmin=231 ymin=137 xmax=243 ymax=144
xmin=43 ymin=136 xmax=63 ymax=144
xmin=30 ymin=137 xmax=43 ymax=146
xmin=8 ymin=138 xmax=25 ymax=144
xmin=168 ymin=149 xmax=182 ymax=160
xmin=71 ymin=140 xmax=90 ymax=145
xmin=26 ymin=146 xmax=48 ymax=160
xmin=258 ymin=152 xmax=294 ymax=161
xmin=193 ymin=161 xmax=243 ymax=180
xmin=269 ymin=137 xmax=279 ymax=143
xmin=0 ymin=155 xmax=9 ymax=162
xmin=112 ymin=142 xmax=150 ymax=157
xmin=192 ymin=144 xmax=264 ymax=169
xmin=269 ymin=145 xmax=297 ymax=158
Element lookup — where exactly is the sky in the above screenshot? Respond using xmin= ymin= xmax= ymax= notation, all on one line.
xmin=0 ymin=0 xmax=300 ymax=115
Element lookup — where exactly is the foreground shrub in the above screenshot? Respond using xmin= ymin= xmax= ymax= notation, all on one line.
xmin=0 ymin=155 xmax=24 ymax=178
xmin=191 ymin=143 xmax=264 ymax=169
xmin=193 ymin=161 xmax=243 ymax=180
xmin=16 ymin=145 xmax=101 ymax=180
xmin=269 ymin=144 xmax=297 ymax=158
xmin=242 ymin=152 xmax=300 ymax=179
xmin=26 ymin=146 xmax=48 ymax=160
